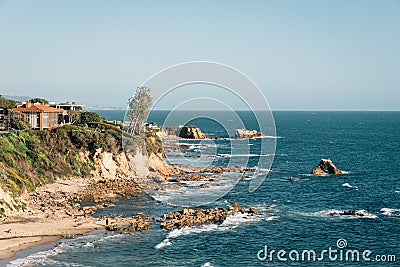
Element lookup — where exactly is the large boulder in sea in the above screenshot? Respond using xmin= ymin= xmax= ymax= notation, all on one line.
xmin=159 ymin=203 xmax=260 ymax=231
xmin=311 ymin=159 xmax=343 ymax=174
xmin=234 ymin=128 xmax=265 ymax=139
xmin=179 ymin=126 xmax=205 ymax=139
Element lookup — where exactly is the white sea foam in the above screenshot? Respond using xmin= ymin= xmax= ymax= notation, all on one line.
xmin=380 ymin=208 xmax=400 ymax=217
xmin=7 ymin=232 xmax=125 ymax=267
xmin=179 ymin=181 xmax=208 ymax=186
xmin=6 ymin=249 xmax=60 ymax=267
xmin=342 ymin=182 xmax=358 ymax=188
xmin=261 ymin=135 xmax=283 ymax=139
xmin=155 ymin=212 xmax=271 ymax=249
xmin=395 ymin=190 xmax=400 ymax=194
xmin=265 ymin=216 xmax=279 ymax=221
xmin=201 ymin=262 xmax=213 ymax=267
xmin=167 ymin=141 xmax=217 ymax=147
xmin=300 ymin=173 xmax=329 ymax=177
xmin=297 ymin=209 xmax=377 ymax=219
xmin=153 ymin=173 xmax=242 ymax=206
xmin=216 ymin=153 xmax=277 ymax=158
xmin=301 ymin=170 xmax=350 ymax=177
xmin=7 ymin=234 xmax=118 ymax=267
xmin=254 ymin=167 xmax=272 ymax=172
xmin=154 ymin=238 xmax=172 ymax=249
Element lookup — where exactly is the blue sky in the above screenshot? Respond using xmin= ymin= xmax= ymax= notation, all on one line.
xmin=0 ymin=0 xmax=399 ymax=110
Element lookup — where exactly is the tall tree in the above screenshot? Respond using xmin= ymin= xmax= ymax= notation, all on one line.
xmin=127 ymin=86 xmax=152 ymax=135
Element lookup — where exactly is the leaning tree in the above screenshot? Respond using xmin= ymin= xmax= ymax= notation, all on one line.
xmin=127 ymin=86 xmax=152 ymax=136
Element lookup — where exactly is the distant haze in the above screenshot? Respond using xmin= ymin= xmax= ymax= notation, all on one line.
xmin=0 ymin=0 xmax=399 ymax=110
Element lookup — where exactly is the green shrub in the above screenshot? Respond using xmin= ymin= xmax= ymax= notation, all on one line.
xmin=78 ymin=112 xmax=101 ymax=125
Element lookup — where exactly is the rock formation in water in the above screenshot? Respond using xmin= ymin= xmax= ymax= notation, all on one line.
xmin=105 ymin=215 xmax=153 ymax=234
xmin=159 ymin=203 xmax=259 ymax=231
xmin=311 ymin=159 xmax=343 ymax=174
xmin=329 ymin=210 xmax=366 ymax=217
xmin=178 ymin=126 xmax=206 ymax=139
xmin=234 ymin=128 xmax=265 ymax=139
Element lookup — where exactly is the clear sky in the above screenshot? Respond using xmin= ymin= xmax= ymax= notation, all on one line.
xmin=0 ymin=0 xmax=399 ymax=110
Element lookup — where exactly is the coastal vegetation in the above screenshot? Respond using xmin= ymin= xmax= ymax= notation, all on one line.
xmin=29 ymin=97 xmax=49 ymax=104
xmin=0 ymin=90 xmax=162 ymax=217
xmin=0 ymin=95 xmax=17 ymax=109
xmin=8 ymin=110 xmax=31 ymax=131
xmin=0 ymin=112 xmax=123 ymax=217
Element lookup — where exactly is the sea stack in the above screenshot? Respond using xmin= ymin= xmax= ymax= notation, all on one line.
xmin=311 ymin=159 xmax=343 ymax=174
xmin=178 ymin=126 xmax=206 ymax=139
xmin=234 ymin=128 xmax=265 ymax=138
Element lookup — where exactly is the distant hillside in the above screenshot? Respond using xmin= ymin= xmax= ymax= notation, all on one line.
xmin=1 ymin=94 xmax=33 ymax=103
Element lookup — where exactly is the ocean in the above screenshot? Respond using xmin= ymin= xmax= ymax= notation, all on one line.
xmin=7 ymin=111 xmax=400 ymax=266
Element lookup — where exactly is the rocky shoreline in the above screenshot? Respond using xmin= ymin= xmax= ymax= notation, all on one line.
xmin=0 ymin=174 xmax=144 ymax=259
xmin=0 ymin=165 xmax=260 ymax=260
xmin=159 ymin=203 xmax=259 ymax=231
xmin=0 ymin=122 xmax=345 ymax=262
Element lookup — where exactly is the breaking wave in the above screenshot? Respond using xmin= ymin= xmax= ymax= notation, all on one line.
xmin=154 ymin=212 xmax=275 ymax=250
xmin=7 ymin=232 xmax=124 ymax=267
xmin=380 ymin=208 xmax=400 ymax=217
xmin=295 ymin=209 xmax=377 ymax=219
xmin=342 ymin=182 xmax=358 ymax=189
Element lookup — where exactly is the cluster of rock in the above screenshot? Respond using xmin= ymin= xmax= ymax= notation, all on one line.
xmin=83 ymin=177 xmax=142 ymax=203
xmin=201 ymin=166 xmax=245 ymax=173
xmin=311 ymin=159 xmax=343 ymax=174
xmin=25 ymin=176 xmax=143 ymax=220
xmin=330 ymin=210 xmax=366 ymax=217
xmin=168 ymin=166 xmax=254 ymax=182
xmin=234 ymin=128 xmax=265 ymax=139
xmin=178 ymin=126 xmax=206 ymax=139
xmin=105 ymin=215 xmax=153 ymax=235
xmin=27 ymin=188 xmax=104 ymax=219
xmin=159 ymin=203 xmax=259 ymax=231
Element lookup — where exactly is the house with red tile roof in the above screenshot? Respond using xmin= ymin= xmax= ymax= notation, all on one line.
xmin=10 ymin=102 xmax=63 ymax=130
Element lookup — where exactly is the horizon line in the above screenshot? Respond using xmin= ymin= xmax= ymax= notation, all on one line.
xmin=86 ymin=108 xmax=400 ymax=112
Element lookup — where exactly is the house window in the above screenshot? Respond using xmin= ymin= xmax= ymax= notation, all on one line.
xmin=49 ymin=112 xmax=57 ymax=126
xmin=36 ymin=113 xmax=40 ymax=129
xmin=42 ymin=112 xmax=49 ymax=128
xmin=27 ymin=112 xmax=39 ymax=129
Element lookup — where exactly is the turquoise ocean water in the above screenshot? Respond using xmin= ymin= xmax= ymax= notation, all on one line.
xmin=7 ymin=111 xmax=400 ymax=267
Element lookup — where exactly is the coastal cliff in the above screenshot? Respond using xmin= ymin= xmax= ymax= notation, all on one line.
xmin=0 ymin=117 xmax=176 ymax=218
xmin=0 ymin=124 xmax=131 ymax=217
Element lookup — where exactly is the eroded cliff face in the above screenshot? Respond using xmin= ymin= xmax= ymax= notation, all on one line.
xmin=0 ymin=125 xmax=125 ymax=218
xmin=0 ymin=186 xmax=22 ymax=217
xmin=0 ymin=127 xmax=176 ymax=218
xmin=148 ymin=153 xmax=180 ymax=176
xmin=0 ymin=148 xmax=136 ymax=217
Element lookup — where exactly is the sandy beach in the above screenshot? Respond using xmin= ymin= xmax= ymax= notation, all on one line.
xmin=0 ymin=172 xmax=142 ymax=260
xmin=0 ymin=216 xmax=103 ymax=259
